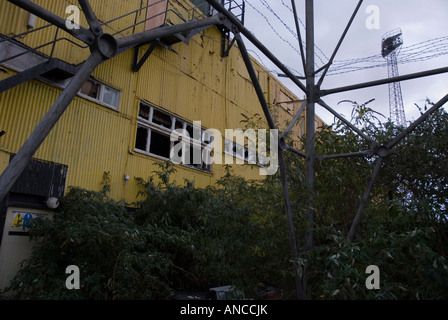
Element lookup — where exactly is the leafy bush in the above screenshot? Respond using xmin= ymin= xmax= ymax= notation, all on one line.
xmin=298 ymin=100 xmax=448 ymax=299
xmin=1 ymin=185 xmax=176 ymax=299
xmin=1 ymin=163 xmax=295 ymax=299
xmin=2 ymin=101 xmax=447 ymax=300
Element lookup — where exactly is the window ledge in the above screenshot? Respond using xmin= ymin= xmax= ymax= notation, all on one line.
xmin=133 ymin=148 xmax=213 ymax=175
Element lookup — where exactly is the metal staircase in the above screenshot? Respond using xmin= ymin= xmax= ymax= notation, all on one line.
xmin=0 ymin=0 xmax=246 ymax=87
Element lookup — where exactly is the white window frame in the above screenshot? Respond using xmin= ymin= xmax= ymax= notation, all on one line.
xmin=78 ymin=79 xmax=121 ymax=111
xmin=224 ymin=139 xmax=258 ymax=165
xmin=135 ymin=102 xmax=213 ymax=173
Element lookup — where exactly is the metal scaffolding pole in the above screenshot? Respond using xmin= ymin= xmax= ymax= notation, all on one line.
xmin=320 ymin=66 xmax=448 ymax=97
xmin=233 ymin=32 xmax=277 ymax=130
xmin=116 ymin=15 xmax=222 ymax=49
xmin=316 ymin=0 xmax=363 ymax=87
xmin=388 ymin=92 xmax=448 ymax=149
xmin=278 ymin=148 xmax=306 ymax=300
xmin=304 ymin=0 xmax=316 ymax=251
xmin=290 ymin=0 xmax=306 ymax=74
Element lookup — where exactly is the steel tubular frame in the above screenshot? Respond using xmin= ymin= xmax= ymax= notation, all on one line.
xmin=0 ymin=0 xmax=447 ymax=300
xmin=304 ymin=0 xmax=316 ymax=254
xmin=0 ymin=0 xmax=222 ymax=203
xmin=205 ymin=0 xmax=448 ymax=299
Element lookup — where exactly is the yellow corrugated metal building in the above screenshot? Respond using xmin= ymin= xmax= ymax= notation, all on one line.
xmin=0 ymin=0 xmax=326 ymax=289
xmin=0 ymin=0 xmax=321 ymax=202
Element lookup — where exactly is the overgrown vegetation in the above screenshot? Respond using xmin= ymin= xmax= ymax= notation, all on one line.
xmin=1 ymin=100 xmax=447 ymax=300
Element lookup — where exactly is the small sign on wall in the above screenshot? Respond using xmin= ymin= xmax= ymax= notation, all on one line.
xmin=11 ymin=211 xmax=36 ymax=232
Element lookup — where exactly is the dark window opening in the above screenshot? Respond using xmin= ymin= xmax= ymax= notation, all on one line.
xmin=173 ymin=140 xmax=183 ymax=158
xmin=202 ymin=148 xmax=212 ymax=172
xmin=135 ymin=126 xmax=149 ymax=151
xmin=149 ymin=131 xmax=171 ymax=159
xmin=139 ymin=104 xmax=151 ymax=120
xmin=203 ymin=162 xmax=211 ymax=172
xmin=136 ymin=103 xmax=212 ymax=172
xmin=203 ymin=132 xmax=214 ymax=144
xmin=186 ymin=124 xmax=194 ymax=138
xmin=152 ymin=109 xmax=172 ymax=129
xmin=175 ymin=119 xmax=184 ymax=130
xmin=193 ymin=126 xmax=202 ymax=141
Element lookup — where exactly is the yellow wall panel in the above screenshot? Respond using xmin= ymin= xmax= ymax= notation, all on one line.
xmin=0 ymin=1 xmax=322 ymax=204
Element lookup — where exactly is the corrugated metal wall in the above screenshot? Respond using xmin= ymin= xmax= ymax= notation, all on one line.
xmin=0 ymin=0 xmax=312 ymax=203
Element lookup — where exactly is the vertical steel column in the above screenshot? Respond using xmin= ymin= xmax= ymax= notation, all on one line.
xmin=304 ymin=0 xmax=316 ymax=251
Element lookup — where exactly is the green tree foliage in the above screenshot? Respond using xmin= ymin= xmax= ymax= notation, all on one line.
xmin=1 ymin=101 xmax=447 ymax=300
xmin=1 ymin=163 xmax=293 ymax=299
xmin=301 ymin=100 xmax=448 ymax=299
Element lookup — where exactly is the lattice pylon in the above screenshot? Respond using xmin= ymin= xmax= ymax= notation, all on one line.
xmin=386 ymin=51 xmax=406 ymax=127
xmin=382 ymin=29 xmax=407 ymax=127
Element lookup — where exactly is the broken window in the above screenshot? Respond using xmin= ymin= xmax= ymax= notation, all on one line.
xmin=80 ymin=80 xmax=100 ymax=99
xmin=175 ymin=119 xmax=184 ymax=130
xmin=135 ymin=126 xmax=149 ymax=151
xmin=149 ymin=130 xmax=171 ymax=159
xmin=152 ymin=109 xmax=172 ymax=129
xmin=139 ymin=103 xmax=151 ymax=121
xmin=224 ymin=139 xmax=257 ymax=165
xmin=79 ymin=79 xmax=120 ymax=110
xmin=135 ymin=102 xmax=212 ymax=172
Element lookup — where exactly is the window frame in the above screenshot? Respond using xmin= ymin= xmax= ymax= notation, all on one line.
xmin=78 ymin=79 xmax=121 ymax=111
xmin=135 ymin=102 xmax=213 ymax=173
xmin=224 ymin=139 xmax=257 ymax=165
xmin=224 ymin=139 xmax=267 ymax=167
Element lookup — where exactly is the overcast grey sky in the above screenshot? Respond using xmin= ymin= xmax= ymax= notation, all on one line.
xmin=242 ymin=0 xmax=448 ymax=125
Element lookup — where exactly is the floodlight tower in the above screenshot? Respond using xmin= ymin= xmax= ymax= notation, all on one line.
xmin=382 ymin=29 xmax=406 ymax=127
